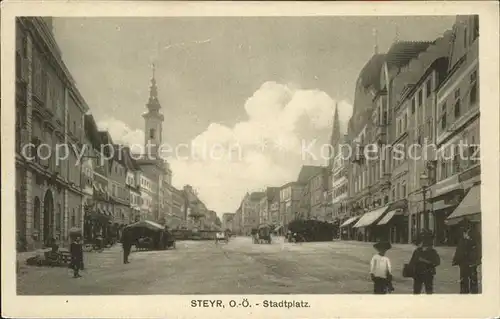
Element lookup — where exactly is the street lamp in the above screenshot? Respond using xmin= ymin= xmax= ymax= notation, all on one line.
xmin=419 ymin=172 xmax=429 ymax=233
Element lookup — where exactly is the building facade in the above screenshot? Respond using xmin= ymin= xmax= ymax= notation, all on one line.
xmin=241 ymin=192 xmax=265 ymax=234
xmin=429 ymin=15 xmax=480 ymax=245
xmin=222 ymin=213 xmax=235 ymax=232
xmin=15 ymin=17 xmax=91 ymax=251
xmin=279 ymin=182 xmax=304 ymax=231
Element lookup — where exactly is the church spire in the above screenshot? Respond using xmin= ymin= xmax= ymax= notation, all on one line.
xmin=147 ymin=62 xmax=160 ymax=111
xmin=332 ymin=103 xmax=341 ymax=142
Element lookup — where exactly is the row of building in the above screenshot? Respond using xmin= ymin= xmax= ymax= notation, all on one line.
xmin=226 ymin=15 xmax=481 ymax=245
xmin=15 ymin=17 xmax=219 ymax=251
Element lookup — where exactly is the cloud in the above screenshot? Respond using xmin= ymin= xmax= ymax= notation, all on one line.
xmin=97 ymin=118 xmax=145 ymax=147
xmin=171 ymin=81 xmax=353 ymax=213
xmin=96 ymin=81 xmax=353 ymax=214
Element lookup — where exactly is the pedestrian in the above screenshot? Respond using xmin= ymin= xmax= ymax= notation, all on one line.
xmin=122 ymin=230 xmax=132 ymax=264
xmin=407 ymin=230 xmax=441 ymax=294
xmin=370 ymin=241 xmax=394 ymax=294
xmin=70 ymin=235 xmax=84 ymax=278
xmin=452 ymin=218 xmax=481 ymax=293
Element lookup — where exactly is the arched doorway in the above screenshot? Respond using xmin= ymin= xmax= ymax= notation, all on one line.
xmin=43 ymin=190 xmax=54 ymax=245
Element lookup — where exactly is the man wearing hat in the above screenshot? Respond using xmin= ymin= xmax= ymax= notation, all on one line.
xmin=452 ymin=218 xmax=481 ymax=293
xmin=370 ymin=241 xmax=393 ymax=294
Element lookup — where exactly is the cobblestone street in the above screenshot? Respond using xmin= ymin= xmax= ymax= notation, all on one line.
xmin=17 ymin=237 xmax=474 ymax=295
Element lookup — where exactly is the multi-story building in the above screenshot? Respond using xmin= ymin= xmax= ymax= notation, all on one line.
xmin=182 ymin=185 xmax=208 ymax=229
xmin=15 ymin=17 xmax=91 ymax=251
xmin=429 ymin=15 xmax=480 ymax=245
xmin=121 ymin=146 xmax=142 ymax=224
xmin=170 ymin=187 xmax=186 ymax=229
xmin=82 ymin=115 xmax=112 ymax=242
xmin=138 ymin=174 xmax=154 ymax=221
xmin=233 ymin=204 xmax=242 ymax=235
xmin=106 ymin=144 xmax=130 ymax=230
xmin=330 ymin=106 xmax=350 ymax=226
xmin=222 ymin=213 xmax=235 ymax=232
xmin=241 ymin=192 xmax=265 ymax=234
xmin=382 ymin=32 xmax=452 ymax=245
xmin=258 ymin=187 xmax=280 ymax=225
xmin=308 ymin=167 xmax=330 ymax=221
xmin=268 ymin=188 xmax=281 ymax=227
xmin=279 ymin=182 xmax=304 ymax=231
xmin=347 ymin=40 xmax=433 ymax=243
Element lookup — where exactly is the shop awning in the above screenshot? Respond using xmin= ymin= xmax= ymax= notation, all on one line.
xmin=446 ymin=185 xmax=481 ymax=225
xmin=340 ymin=216 xmax=359 ymax=228
xmin=377 ymin=209 xmax=404 ymax=225
xmin=431 ymin=200 xmax=456 ymax=212
xmin=353 ymin=205 xmax=389 ymax=228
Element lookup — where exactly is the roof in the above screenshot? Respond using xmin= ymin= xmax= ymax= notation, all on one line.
xmin=358 ymin=54 xmax=386 ymax=91
xmin=385 ymin=41 xmax=433 ymax=70
xmin=297 ymin=165 xmax=325 ymax=183
xmin=249 ymin=192 xmax=266 ymax=201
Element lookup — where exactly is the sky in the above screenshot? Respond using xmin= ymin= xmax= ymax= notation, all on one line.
xmin=52 ymin=16 xmax=456 ymax=215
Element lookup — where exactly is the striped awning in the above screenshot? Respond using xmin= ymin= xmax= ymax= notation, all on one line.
xmin=340 ymin=216 xmax=359 ymax=228
xmin=377 ymin=209 xmax=404 ymax=225
xmin=446 ymin=185 xmax=481 ymax=225
xmin=353 ymin=205 xmax=389 ymax=228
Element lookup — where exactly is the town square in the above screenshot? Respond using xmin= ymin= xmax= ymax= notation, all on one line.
xmin=13 ymin=14 xmax=482 ymax=296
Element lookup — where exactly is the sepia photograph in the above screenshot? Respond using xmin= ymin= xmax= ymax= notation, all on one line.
xmin=2 ymin=1 xmax=499 ymax=318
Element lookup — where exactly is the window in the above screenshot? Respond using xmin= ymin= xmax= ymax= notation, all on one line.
xmin=441 ymin=102 xmax=447 ymax=130
xmin=150 ymin=128 xmax=155 ymax=140
xmin=392 ymin=188 xmax=396 ymax=200
xmin=402 ymin=183 xmax=407 ymax=198
xmin=440 ymin=161 xmax=447 ymax=180
xmin=470 ymin=71 xmax=478 ymax=105
xmin=71 ymin=209 xmax=76 ymax=227
xmin=418 ymin=89 xmax=423 ymax=107
xmin=454 ymin=100 xmax=461 ymax=119
xmin=404 ymin=114 xmax=407 ymax=131
xmin=452 ymin=145 xmax=461 ymax=174
xmin=454 ymin=89 xmax=460 ymax=99
xmin=426 ymin=79 xmax=432 ymax=98
xmin=469 ymin=136 xmax=479 ymax=166
xmin=411 ymin=98 xmax=416 ymax=114
xmin=73 ymin=121 xmax=77 ymax=135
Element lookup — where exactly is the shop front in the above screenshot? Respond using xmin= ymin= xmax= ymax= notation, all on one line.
xmin=339 ymin=216 xmax=359 ymax=240
xmin=445 ymin=183 xmax=481 ymax=235
xmin=376 ymin=199 xmax=408 ymax=244
xmin=353 ymin=205 xmax=389 ymax=242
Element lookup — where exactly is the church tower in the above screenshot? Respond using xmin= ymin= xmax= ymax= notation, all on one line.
xmin=143 ymin=63 xmax=164 ymax=159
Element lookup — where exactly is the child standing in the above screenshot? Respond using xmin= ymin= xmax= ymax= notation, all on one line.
xmin=370 ymin=241 xmax=393 ymax=294
xmin=409 ymin=230 xmax=441 ymax=294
